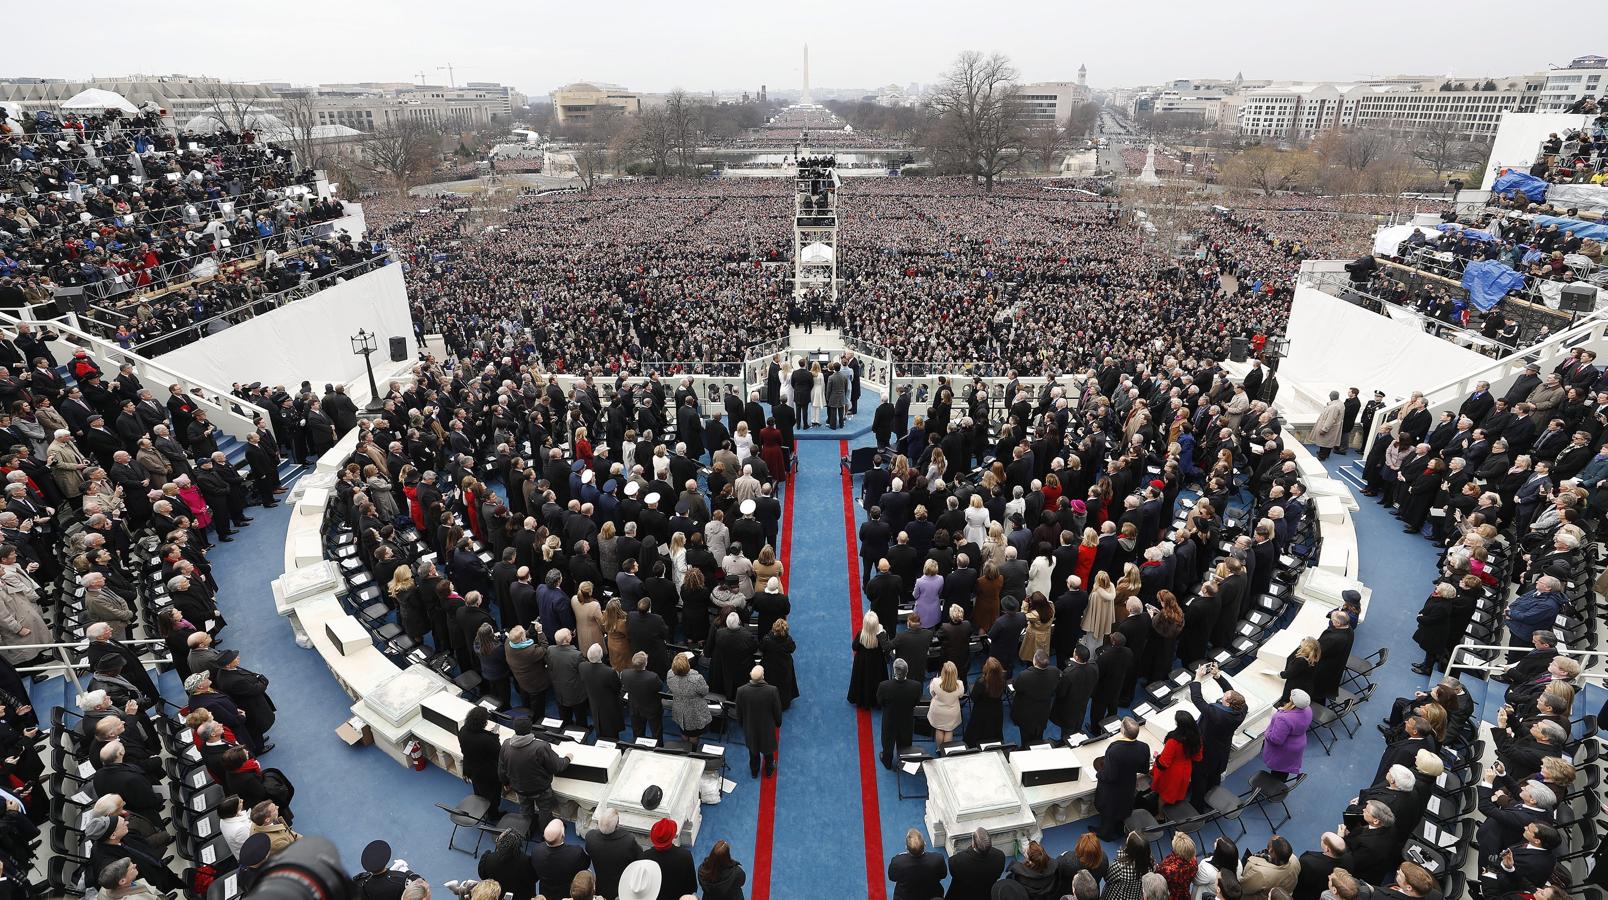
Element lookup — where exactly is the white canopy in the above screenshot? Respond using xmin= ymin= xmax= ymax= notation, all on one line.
xmin=60 ymin=88 xmax=139 ymax=114
xmin=800 ymin=242 xmax=835 ymax=265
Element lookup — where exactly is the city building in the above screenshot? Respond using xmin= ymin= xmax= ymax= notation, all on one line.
xmin=306 ymin=84 xmax=513 ymax=132
xmin=1017 ymin=80 xmax=1094 ymax=125
xmin=1538 ymin=55 xmax=1608 ymax=110
xmin=1237 ymin=75 xmax=1543 ymax=139
xmin=0 ymin=75 xmax=283 ymax=122
xmin=550 ymin=83 xmax=642 ymax=124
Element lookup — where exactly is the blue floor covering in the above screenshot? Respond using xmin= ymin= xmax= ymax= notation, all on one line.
xmin=27 ymin=439 xmax=1597 ymax=895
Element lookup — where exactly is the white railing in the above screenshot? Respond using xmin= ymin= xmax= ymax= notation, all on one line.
xmin=1360 ymin=312 xmax=1608 ymax=457
xmin=1445 ymin=642 xmax=1608 ymax=724
xmin=0 ymin=311 xmax=270 ymax=445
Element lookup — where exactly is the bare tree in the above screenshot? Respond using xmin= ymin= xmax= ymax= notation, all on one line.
xmin=1410 ymin=117 xmax=1490 ymax=180
xmin=1221 ymin=145 xmax=1314 ymax=195
xmin=664 ymin=90 xmax=701 ymax=174
xmin=573 ymin=107 xmax=624 ymax=191
xmin=1028 ymin=119 xmax=1071 ymax=173
xmin=928 ymin=51 xmax=1030 ymax=191
xmin=204 ymin=81 xmax=264 ymax=133
xmin=631 ymin=108 xmax=675 ymax=177
xmin=1065 ymin=102 xmax=1101 ymax=138
xmin=277 ymin=91 xmax=324 ymax=171
xmin=358 ymin=118 xmax=440 ymax=198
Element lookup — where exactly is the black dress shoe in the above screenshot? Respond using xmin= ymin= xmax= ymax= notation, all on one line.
xmin=217 ymin=536 xmax=234 ymax=543
xmin=1377 ymin=723 xmax=1394 ymax=736
xmin=258 ymin=741 xmax=276 ymax=755
xmin=1411 ymin=663 xmax=1433 ymax=675
xmin=238 ymin=517 xmax=254 ymax=523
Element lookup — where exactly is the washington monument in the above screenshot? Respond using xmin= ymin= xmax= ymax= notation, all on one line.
xmin=802 ymin=43 xmax=812 ymax=105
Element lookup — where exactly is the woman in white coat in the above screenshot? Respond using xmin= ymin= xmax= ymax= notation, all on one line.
xmin=963 ymin=494 xmax=991 ymax=547
xmin=810 ymin=362 xmax=825 ymax=426
xmin=0 ymin=546 xmax=47 ymax=665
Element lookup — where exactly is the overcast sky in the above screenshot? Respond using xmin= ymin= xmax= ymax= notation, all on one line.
xmin=6 ymin=1 xmax=1599 ymax=96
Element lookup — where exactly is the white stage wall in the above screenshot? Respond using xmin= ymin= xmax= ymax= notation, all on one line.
xmin=1481 ymin=112 xmax=1592 ymax=189
xmin=158 ymin=263 xmax=416 ymax=393
xmin=1282 ymin=286 xmax=1491 ymax=403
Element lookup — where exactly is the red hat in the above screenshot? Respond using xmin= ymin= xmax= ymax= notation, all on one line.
xmin=649 ymin=817 xmax=678 ymax=849
xmin=1149 ymin=480 xmax=1165 ymax=490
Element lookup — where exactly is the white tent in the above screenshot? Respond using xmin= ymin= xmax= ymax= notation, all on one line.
xmin=1371 ymin=224 xmax=1435 ymax=258
xmin=60 ymin=88 xmax=139 ymax=114
xmin=800 ymin=242 xmax=834 ymax=264
xmin=0 ymin=101 xmax=23 ymax=125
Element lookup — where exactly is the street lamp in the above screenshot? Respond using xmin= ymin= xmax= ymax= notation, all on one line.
xmin=350 ymin=328 xmax=380 ymax=407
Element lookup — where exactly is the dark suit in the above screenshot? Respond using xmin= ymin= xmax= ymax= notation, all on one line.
xmin=1051 ymin=659 xmax=1098 ymax=737
xmin=876 ymin=676 xmax=923 ymax=768
xmin=944 ymin=845 xmax=1007 ymax=900
xmin=1095 ymin=738 xmax=1150 ymax=840
xmin=621 ymin=668 xmax=664 ymax=740
xmin=1010 ymin=664 xmax=1060 ymax=744
xmin=1189 ymin=676 xmax=1248 ymax=808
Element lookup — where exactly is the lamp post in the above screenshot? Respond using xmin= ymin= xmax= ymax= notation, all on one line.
xmin=350 ymin=328 xmax=380 ymax=408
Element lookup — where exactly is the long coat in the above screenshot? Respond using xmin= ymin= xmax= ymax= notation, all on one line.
xmin=46 ymin=439 xmax=86 ymax=498
xmin=1261 ymin=705 xmax=1312 ymax=774
xmin=735 ymin=680 xmax=782 ymax=754
xmin=1311 ymin=400 xmax=1345 ymax=449
xmin=1095 ymin=738 xmax=1150 ymax=837
xmin=0 ymin=564 xmax=46 ymax=664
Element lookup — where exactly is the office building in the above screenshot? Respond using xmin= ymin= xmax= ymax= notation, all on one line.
xmin=550 ymin=83 xmax=642 ymax=124
xmin=1538 ymin=55 xmax=1608 ymax=110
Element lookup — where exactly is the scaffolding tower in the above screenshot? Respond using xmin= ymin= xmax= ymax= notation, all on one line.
xmin=792 ymin=155 xmax=838 ymax=301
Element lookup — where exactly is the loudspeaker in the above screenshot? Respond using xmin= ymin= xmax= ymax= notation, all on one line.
xmin=1560 ymin=284 xmax=1596 ymax=312
xmin=1228 ymin=336 xmax=1248 ymax=363
xmin=389 ymin=336 xmax=407 ymax=362
xmin=51 ymin=285 xmax=86 ymax=318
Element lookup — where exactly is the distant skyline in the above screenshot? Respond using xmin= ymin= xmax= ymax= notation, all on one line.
xmin=5 ymin=1 xmax=1597 ymax=97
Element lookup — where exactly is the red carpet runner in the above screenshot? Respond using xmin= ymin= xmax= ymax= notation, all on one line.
xmin=750 ymin=461 xmax=793 ymax=900
xmin=840 ymin=439 xmax=888 ymax=900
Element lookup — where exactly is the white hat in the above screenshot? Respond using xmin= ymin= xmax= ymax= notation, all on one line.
xmin=740 ymin=499 xmax=757 ymax=515
xmin=624 ymin=482 xmax=640 ymax=497
xmin=644 ymin=492 xmax=661 ymax=506
xmin=580 ymin=469 xmax=594 ymax=484
xmin=615 ymin=860 xmax=662 ymax=900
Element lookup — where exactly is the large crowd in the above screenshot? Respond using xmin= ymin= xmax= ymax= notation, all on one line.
xmin=0 ymin=103 xmax=363 ymax=354
xmin=376 ymin=177 xmax=1324 ymax=378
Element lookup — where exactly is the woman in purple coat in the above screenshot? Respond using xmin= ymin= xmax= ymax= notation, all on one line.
xmin=912 ymin=559 xmax=945 ymax=628
xmin=1260 ymin=689 xmax=1313 ymax=780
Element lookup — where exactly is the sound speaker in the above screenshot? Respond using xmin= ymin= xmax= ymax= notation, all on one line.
xmin=1228 ymin=336 xmax=1248 ymax=363
xmin=389 ymin=336 xmax=407 ymax=362
xmin=1560 ymin=284 xmax=1596 ymax=313
xmin=51 ymin=285 xmax=86 ymax=318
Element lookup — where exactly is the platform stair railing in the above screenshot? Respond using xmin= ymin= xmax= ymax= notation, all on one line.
xmin=0 ymin=309 xmax=270 ymax=446
xmin=1361 ymin=313 xmax=1608 ymax=458
xmin=1445 ymin=642 xmax=1608 ymax=726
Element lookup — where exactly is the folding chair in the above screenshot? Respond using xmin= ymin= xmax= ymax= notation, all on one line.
xmin=1343 ymin=647 xmax=1388 ymax=690
xmin=435 ymin=794 xmax=494 ymax=854
xmin=1248 ymin=771 xmax=1304 ymax=831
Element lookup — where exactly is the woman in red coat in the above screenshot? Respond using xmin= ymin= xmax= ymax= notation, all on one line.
xmin=1148 ymin=710 xmax=1204 ymax=809
xmin=759 ymin=419 xmax=786 ymax=483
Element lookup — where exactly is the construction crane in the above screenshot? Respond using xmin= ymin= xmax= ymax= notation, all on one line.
xmin=413 ymin=71 xmax=429 ymax=86
xmin=437 ymin=64 xmax=466 ymax=88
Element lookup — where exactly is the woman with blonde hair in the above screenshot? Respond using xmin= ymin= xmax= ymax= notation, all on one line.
xmin=598 ymin=520 xmax=621 ymax=581
xmin=847 ymin=611 xmax=891 ymax=708
xmin=571 ymin=582 xmax=604 ymax=658
xmin=926 ymin=448 xmax=948 ymax=484
xmin=753 ymin=544 xmax=783 ymax=588
xmin=668 ymin=531 xmax=689 ymax=588
xmin=983 ymin=521 xmax=1009 ymax=569
xmin=1084 ymin=569 xmax=1118 ymax=639
xmin=1114 ymin=563 xmax=1142 ymax=616
xmin=974 ymin=560 xmax=1004 ymax=632
xmin=810 ymin=361 xmax=825 ymax=426
xmin=963 ymin=493 xmax=991 ymax=547
xmin=734 ymin=421 xmax=753 ymax=463
xmin=603 ymin=598 xmax=631 ymax=671
xmin=1278 ymin=637 xmax=1320 ymax=705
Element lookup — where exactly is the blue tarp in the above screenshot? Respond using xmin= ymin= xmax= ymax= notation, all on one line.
xmin=1436 ymin=223 xmax=1499 ymax=243
xmin=1492 ymin=171 xmax=1549 ymax=203
xmin=1461 ymin=259 xmax=1528 ymax=312
xmin=1533 ymin=214 xmax=1608 ymax=243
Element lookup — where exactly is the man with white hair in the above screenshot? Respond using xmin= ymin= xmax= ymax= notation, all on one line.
xmin=83 ymin=574 xmax=134 ymax=638
xmin=530 ymin=818 xmax=590 ymax=900
xmin=580 ymin=642 xmax=624 ymax=740
xmin=735 ymin=664 xmax=782 ymax=777
xmin=584 ymin=807 xmax=642 ymax=899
